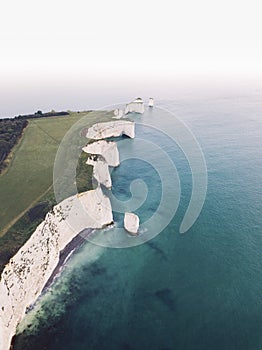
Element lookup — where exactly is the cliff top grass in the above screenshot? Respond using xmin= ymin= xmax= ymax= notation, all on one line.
xmin=0 ymin=110 xmax=114 ymax=274
xmin=0 ymin=110 xmax=114 ymax=236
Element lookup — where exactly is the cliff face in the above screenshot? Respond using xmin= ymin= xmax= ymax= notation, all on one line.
xmin=0 ymin=186 xmax=112 ymax=350
xmin=124 ymin=212 xmax=139 ymax=235
xmin=85 ymin=120 xmax=135 ymax=139
xmin=0 ymin=118 xmax=137 ymax=350
xmin=83 ymin=140 xmax=120 ymax=189
xmin=82 ymin=140 xmax=119 ymax=167
xmin=86 ymin=156 xmax=112 ymax=189
xmin=124 ymin=98 xmax=144 ymax=115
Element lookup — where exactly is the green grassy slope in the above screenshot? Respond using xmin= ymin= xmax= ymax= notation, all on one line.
xmin=0 ymin=110 xmax=114 ymax=273
xmin=0 ymin=111 xmax=113 ymax=236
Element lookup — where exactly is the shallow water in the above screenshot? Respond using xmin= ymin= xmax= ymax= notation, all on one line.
xmin=13 ymin=94 xmax=262 ymax=350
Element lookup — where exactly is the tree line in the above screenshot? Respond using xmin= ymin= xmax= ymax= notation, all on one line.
xmin=0 ymin=110 xmax=69 ymax=172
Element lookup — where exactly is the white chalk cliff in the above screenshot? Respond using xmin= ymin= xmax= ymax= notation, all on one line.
xmin=125 ymin=98 xmax=145 ymax=115
xmin=0 ymin=119 xmax=139 ymax=350
xmin=83 ymin=140 xmax=120 ymax=189
xmin=82 ymin=140 xmax=119 ymax=167
xmin=124 ymin=212 xmax=139 ymax=235
xmin=86 ymin=155 xmax=112 ymax=189
xmin=85 ymin=120 xmax=135 ymax=139
xmin=0 ymin=186 xmax=112 ymax=350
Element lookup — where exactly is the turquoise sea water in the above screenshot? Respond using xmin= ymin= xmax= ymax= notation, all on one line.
xmin=13 ymin=94 xmax=262 ymax=350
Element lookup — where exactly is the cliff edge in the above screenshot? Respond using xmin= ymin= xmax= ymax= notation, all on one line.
xmin=0 ymin=186 xmax=112 ymax=350
xmin=0 ymin=118 xmax=138 ymax=350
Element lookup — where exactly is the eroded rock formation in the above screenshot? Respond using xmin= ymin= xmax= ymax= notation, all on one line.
xmin=125 ymin=98 xmax=145 ymax=114
xmin=85 ymin=120 xmax=135 ymax=139
xmin=124 ymin=212 xmax=139 ymax=235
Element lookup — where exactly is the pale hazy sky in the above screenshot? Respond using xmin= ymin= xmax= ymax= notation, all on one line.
xmin=1 ymin=0 xmax=262 ymax=116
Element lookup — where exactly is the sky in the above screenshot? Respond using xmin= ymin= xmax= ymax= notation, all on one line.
xmin=1 ymin=0 xmax=262 ymax=116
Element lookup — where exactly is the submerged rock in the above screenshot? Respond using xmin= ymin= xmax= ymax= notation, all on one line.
xmin=124 ymin=212 xmax=139 ymax=235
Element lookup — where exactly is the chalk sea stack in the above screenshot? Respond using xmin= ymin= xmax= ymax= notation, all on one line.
xmin=148 ymin=98 xmax=154 ymax=107
xmin=124 ymin=212 xmax=139 ymax=235
xmin=125 ymin=98 xmax=145 ymax=115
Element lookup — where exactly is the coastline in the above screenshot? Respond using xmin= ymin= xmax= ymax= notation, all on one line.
xmin=0 ymin=118 xmax=135 ymax=350
xmin=43 ymin=228 xmax=94 ymax=291
xmin=0 ymin=185 xmax=113 ymax=350
xmin=10 ymin=228 xmax=95 ymax=348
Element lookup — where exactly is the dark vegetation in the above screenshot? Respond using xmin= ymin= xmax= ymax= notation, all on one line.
xmin=0 ymin=110 xmax=69 ymax=173
xmin=14 ymin=110 xmax=69 ymax=120
xmin=0 ymin=119 xmax=28 ymax=172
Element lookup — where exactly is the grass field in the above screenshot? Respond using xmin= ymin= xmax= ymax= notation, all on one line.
xmin=0 ymin=111 xmax=113 ymax=236
xmin=0 ymin=110 xmax=114 ymax=273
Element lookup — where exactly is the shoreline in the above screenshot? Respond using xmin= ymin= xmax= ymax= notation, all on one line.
xmin=10 ymin=228 xmax=96 ymax=348
xmin=0 ymin=118 xmax=135 ymax=350
xmin=43 ymin=228 xmax=95 ymax=291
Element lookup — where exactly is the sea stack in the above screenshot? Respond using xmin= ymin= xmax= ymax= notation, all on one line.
xmin=148 ymin=98 xmax=154 ymax=107
xmin=125 ymin=98 xmax=145 ymax=115
xmin=124 ymin=212 xmax=139 ymax=235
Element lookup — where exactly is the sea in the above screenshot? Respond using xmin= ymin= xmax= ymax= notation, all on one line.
xmin=12 ymin=91 xmax=262 ymax=350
